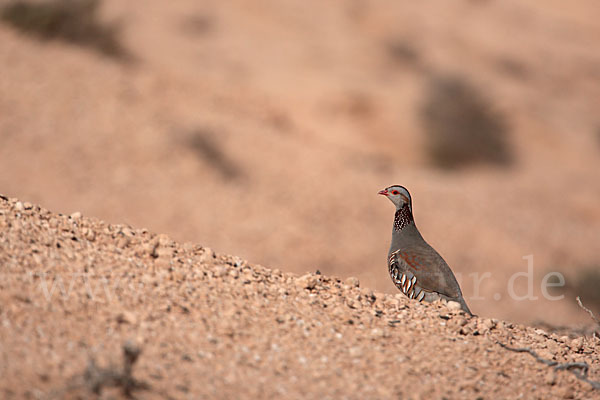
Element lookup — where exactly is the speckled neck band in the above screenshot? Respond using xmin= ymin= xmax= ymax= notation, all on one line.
xmin=394 ymin=205 xmax=413 ymax=231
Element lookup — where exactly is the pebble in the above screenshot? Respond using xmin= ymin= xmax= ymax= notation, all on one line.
xmin=570 ymin=337 xmax=584 ymax=352
xmin=295 ymin=273 xmax=318 ymax=290
xmin=158 ymin=234 xmax=171 ymax=246
xmin=560 ymin=386 xmax=575 ymax=399
xmin=83 ymin=228 xmax=96 ymax=241
xmin=142 ymin=241 xmax=157 ymax=256
xmin=481 ymin=318 xmax=496 ymax=331
xmin=215 ymin=265 xmax=229 ymax=277
xmin=201 ymin=247 xmax=215 ymax=261
xmin=228 ymin=269 xmax=239 ymax=278
xmin=370 ymin=328 xmax=384 ymax=338
xmin=0 ymin=196 xmax=588 ymax=399
xmin=349 ymin=346 xmax=362 ymax=357
xmin=534 ymin=328 xmax=547 ymax=337
xmin=544 ymin=370 xmax=556 ymax=386
xmin=116 ymin=237 xmax=131 ymax=249
xmin=345 ymin=277 xmax=360 ymax=288
xmin=345 ymin=298 xmax=361 ymax=309
xmin=156 ymin=247 xmax=173 ymax=259
xmin=116 ymin=311 xmax=138 ymax=324
xmin=447 ymin=301 xmax=462 ymax=311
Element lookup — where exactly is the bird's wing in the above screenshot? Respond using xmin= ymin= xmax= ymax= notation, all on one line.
xmin=388 ymin=245 xmax=462 ymax=300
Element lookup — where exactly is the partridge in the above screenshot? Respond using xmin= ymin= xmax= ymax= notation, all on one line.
xmin=379 ymin=185 xmax=472 ymax=315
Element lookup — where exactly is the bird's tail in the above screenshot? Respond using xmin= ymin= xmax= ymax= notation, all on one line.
xmin=459 ymin=297 xmax=474 ymax=317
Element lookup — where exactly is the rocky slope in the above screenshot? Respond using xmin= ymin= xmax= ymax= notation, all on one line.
xmin=2 ymin=0 xmax=600 ymax=326
xmin=1 ymin=196 xmax=598 ymax=399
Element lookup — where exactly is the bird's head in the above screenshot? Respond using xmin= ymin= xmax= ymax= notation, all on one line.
xmin=378 ymin=185 xmax=412 ymax=210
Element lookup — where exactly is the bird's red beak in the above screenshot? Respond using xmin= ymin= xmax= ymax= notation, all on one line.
xmin=378 ymin=189 xmax=388 ymax=196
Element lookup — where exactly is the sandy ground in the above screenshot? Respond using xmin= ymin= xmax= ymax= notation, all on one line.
xmin=2 ymin=1 xmax=600 ymax=398
xmin=1 ymin=196 xmax=599 ymax=399
xmin=1 ymin=0 xmax=599 ymax=327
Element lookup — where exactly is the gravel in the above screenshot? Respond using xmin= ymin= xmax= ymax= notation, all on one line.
xmin=0 ymin=196 xmax=599 ymax=399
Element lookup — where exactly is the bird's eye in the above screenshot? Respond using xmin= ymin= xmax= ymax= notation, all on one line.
xmin=391 ymin=190 xmax=399 ymax=195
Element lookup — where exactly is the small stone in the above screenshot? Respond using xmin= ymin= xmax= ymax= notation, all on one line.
xmin=345 ymin=277 xmax=360 ymax=288
xmin=452 ymin=317 xmax=469 ymax=330
xmin=295 ymin=273 xmax=318 ymax=290
xmin=459 ymin=325 xmax=473 ymax=335
xmin=82 ymin=228 xmax=95 ymax=241
xmin=154 ymin=258 xmax=170 ymax=269
xmin=116 ymin=237 xmax=131 ymax=249
xmin=560 ymin=386 xmax=574 ymax=399
xmin=116 ymin=311 xmax=137 ymax=324
xmin=158 ymin=234 xmax=171 ymax=246
xmin=14 ymin=202 xmax=24 ymax=211
xmin=570 ymin=337 xmax=584 ymax=352
xmin=70 ymin=211 xmax=82 ymax=219
xmin=201 ymin=247 xmax=215 ymax=261
xmin=232 ymin=257 xmax=244 ymax=267
xmin=370 ymin=328 xmax=384 ymax=338
xmin=156 ymin=247 xmax=173 ymax=259
xmin=386 ymin=297 xmax=400 ymax=307
xmin=545 ymin=370 xmax=556 ymax=386
xmin=142 ymin=241 xmax=157 ymax=256
xmin=345 ymin=298 xmax=361 ymax=309
xmin=447 ymin=301 xmax=462 ymax=311
xmin=481 ymin=318 xmax=496 ymax=331
xmin=349 ymin=346 xmax=362 ymax=357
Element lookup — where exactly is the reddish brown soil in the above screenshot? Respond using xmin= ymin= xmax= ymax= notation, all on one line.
xmin=1 ymin=0 xmax=600 ymax=327
xmin=1 ymin=0 xmax=600 ymax=397
xmin=0 ymin=197 xmax=599 ymax=399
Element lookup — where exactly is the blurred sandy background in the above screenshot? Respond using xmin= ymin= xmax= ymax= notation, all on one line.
xmin=0 ymin=0 xmax=599 ymax=326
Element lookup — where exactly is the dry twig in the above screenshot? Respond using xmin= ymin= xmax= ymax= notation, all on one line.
xmin=497 ymin=342 xmax=600 ymax=390
xmin=576 ymin=296 xmax=600 ymax=326
xmin=49 ymin=341 xmax=151 ymax=399
xmin=576 ymin=296 xmax=600 ymax=340
xmin=84 ymin=340 xmax=150 ymax=397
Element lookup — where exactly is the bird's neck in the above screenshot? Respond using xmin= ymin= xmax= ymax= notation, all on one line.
xmin=390 ymin=205 xmax=421 ymax=253
xmin=393 ymin=205 xmax=414 ymax=232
